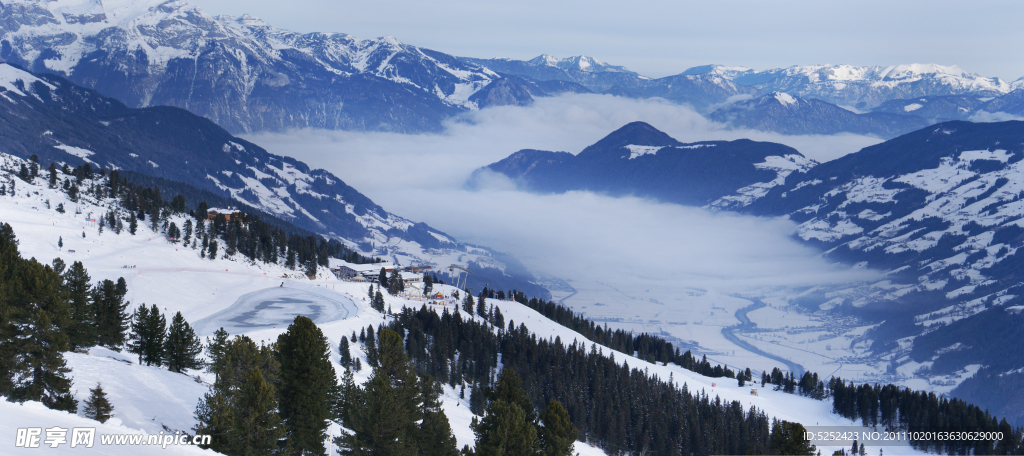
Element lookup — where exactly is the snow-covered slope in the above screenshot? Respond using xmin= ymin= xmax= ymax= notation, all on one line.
xmin=1 ymin=398 xmax=218 ymax=455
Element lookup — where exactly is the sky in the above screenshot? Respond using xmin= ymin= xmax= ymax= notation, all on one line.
xmin=188 ymin=0 xmax=1024 ymax=80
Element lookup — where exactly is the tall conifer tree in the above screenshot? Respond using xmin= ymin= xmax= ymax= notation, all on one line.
xmin=276 ymin=316 xmax=334 ymax=454
xmin=165 ymin=311 xmax=203 ymax=373
xmin=63 ymin=261 xmax=95 ymax=350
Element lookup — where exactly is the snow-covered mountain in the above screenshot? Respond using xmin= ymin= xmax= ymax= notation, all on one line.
xmin=0 ymin=63 xmax=549 ymax=297
xmin=4 ymin=0 xmax=1017 ymax=135
xmin=528 ymin=54 xmax=637 ymax=74
xmin=723 ymin=63 xmax=1015 ymax=109
xmin=740 ymin=120 xmax=1024 ymax=424
xmin=0 ymin=0 xmax=592 ymax=133
xmin=709 ymin=91 xmax=932 ymax=138
xmin=470 ymin=121 xmax=816 ymax=207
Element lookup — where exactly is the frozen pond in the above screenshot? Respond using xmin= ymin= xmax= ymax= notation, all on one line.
xmin=194 ymin=285 xmax=356 ymax=335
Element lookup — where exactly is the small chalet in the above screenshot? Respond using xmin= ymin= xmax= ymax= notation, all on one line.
xmin=207 ymin=208 xmax=243 ymax=222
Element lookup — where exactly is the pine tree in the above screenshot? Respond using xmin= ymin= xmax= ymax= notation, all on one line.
xmin=165 ymin=311 xmax=203 ymax=373
xmin=419 ymin=379 xmax=459 ymax=456
xmin=128 ymin=304 xmax=166 ymax=366
xmin=233 ymin=367 xmax=284 ymax=455
xmin=387 ymin=268 xmax=404 ymax=295
xmin=470 ymin=383 xmax=487 ymax=416
xmin=769 ymin=420 xmax=816 ymax=456
xmin=182 ymin=219 xmax=193 ymax=245
xmin=128 ymin=304 xmax=151 ymax=364
xmin=423 ymin=273 xmax=433 ymax=294
xmin=208 ymin=240 xmax=218 ymax=260
xmin=194 ymin=335 xmax=280 ymax=454
xmin=94 ymin=278 xmax=129 ymax=349
xmin=333 ymin=367 xmax=360 ymax=428
xmin=276 ymin=316 xmax=335 ymax=454
xmin=57 ymin=236 xmax=63 ymax=249
xmin=193 ymin=390 xmax=233 ymax=453
xmin=378 ymin=267 xmax=388 ymax=289
xmin=63 ymin=261 xmax=95 ymax=350
xmin=128 ymin=211 xmax=138 ymax=235
xmin=206 ymin=327 xmax=230 ymax=374
xmin=83 ymin=383 xmax=114 ymax=423
xmin=477 ymin=294 xmax=487 ymax=317
xmin=48 ymin=163 xmax=57 ymax=188
xmin=473 ymin=369 xmax=539 ymax=456
xmin=473 ymin=401 xmax=538 ymax=456
xmin=372 ymin=290 xmax=385 ymax=313
xmin=339 ymin=336 xmax=352 ymax=368
xmin=539 ymin=399 xmax=576 ymax=456
xmin=9 ymin=306 xmax=78 ymax=413
xmin=463 ymin=293 xmax=475 ymax=316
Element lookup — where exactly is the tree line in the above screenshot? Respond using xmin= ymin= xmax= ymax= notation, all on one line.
xmin=18 ymin=160 xmax=381 ymax=276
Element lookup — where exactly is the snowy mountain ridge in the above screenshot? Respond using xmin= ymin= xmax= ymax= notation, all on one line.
xmin=724 ymin=63 xmax=1016 ymax=108
xmin=0 ymin=0 xmax=520 ymax=133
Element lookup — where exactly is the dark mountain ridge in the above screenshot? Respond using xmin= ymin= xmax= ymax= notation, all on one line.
xmin=471 ymin=121 xmax=815 ymax=207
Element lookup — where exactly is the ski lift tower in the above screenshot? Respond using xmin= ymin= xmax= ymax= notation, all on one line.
xmin=447 ymin=264 xmax=472 ymax=290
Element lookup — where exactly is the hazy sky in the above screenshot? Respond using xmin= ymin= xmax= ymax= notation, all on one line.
xmin=189 ymin=0 xmax=1024 ymax=80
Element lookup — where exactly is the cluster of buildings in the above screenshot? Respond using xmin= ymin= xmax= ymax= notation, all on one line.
xmin=328 ymin=259 xmax=429 ymax=285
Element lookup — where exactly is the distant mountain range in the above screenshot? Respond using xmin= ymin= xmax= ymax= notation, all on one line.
xmin=3 ymin=0 xmax=1024 ymax=137
xmin=476 ymin=119 xmax=1024 ymax=424
xmin=707 ymin=92 xmax=933 ymax=137
xmin=0 ymin=62 xmax=550 ymax=297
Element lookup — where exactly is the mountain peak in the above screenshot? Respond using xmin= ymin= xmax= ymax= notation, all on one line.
xmin=527 ymin=54 xmax=636 ymax=75
xmin=581 ymin=121 xmax=679 ymax=156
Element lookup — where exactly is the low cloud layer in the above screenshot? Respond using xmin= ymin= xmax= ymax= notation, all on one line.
xmin=245 ymin=94 xmax=881 ymax=293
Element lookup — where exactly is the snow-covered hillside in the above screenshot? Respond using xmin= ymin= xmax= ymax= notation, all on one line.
xmin=0 ymin=153 xmax=908 ymax=455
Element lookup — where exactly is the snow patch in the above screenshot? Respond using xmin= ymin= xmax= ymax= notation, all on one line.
xmin=624 ymin=145 xmax=665 ymax=159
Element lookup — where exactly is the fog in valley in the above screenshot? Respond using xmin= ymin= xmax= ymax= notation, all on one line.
xmin=247 ymin=94 xmax=885 ymax=373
